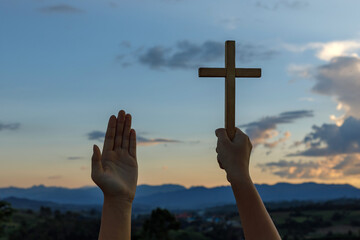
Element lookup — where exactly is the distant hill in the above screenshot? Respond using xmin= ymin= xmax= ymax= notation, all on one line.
xmin=1 ymin=182 xmax=360 ymax=210
xmin=2 ymin=196 xmax=102 ymax=213
xmin=0 ymin=184 xmax=185 ymax=205
xmin=136 ymin=184 xmax=186 ymax=198
xmin=0 ymin=185 xmax=102 ymax=205
xmin=133 ymin=186 xmax=234 ymax=209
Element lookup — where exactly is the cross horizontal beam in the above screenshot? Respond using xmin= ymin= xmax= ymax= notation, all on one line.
xmin=198 ymin=68 xmax=262 ymax=78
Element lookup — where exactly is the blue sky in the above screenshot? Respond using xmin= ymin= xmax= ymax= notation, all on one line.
xmin=1 ymin=0 xmax=360 ymax=188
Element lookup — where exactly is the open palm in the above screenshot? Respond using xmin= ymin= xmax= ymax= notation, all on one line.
xmin=91 ymin=110 xmax=138 ymax=202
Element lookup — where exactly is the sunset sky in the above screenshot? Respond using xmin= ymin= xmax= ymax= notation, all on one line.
xmin=1 ymin=0 xmax=360 ymax=189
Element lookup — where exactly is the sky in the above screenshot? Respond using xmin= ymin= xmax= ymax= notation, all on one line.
xmin=1 ymin=0 xmax=360 ymax=189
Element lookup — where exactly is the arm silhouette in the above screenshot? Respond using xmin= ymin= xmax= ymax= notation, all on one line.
xmin=91 ymin=110 xmax=138 ymax=240
xmin=216 ymin=127 xmax=281 ymax=240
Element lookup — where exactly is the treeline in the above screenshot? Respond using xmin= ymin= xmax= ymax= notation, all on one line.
xmin=1 ymin=200 xmax=360 ymax=240
xmin=0 ymin=202 xmax=100 ymax=240
xmin=265 ymin=198 xmax=360 ymax=212
xmin=205 ymin=198 xmax=360 ymax=214
xmin=0 ymin=201 xmax=232 ymax=240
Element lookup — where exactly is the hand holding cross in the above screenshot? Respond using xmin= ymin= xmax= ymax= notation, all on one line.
xmin=198 ymin=40 xmax=261 ymax=140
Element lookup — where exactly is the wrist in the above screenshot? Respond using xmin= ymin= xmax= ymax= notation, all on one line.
xmin=226 ymin=170 xmax=251 ymax=185
xmin=103 ymin=195 xmax=134 ymax=208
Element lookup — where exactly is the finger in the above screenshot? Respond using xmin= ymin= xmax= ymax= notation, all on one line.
xmin=91 ymin=145 xmax=103 ymax=178
xmin=215 ymin=128 xmax=231 ymax=143
xmin=217 ymin=155 xmax=224 ymax=169
xmin=115 ymin=110 xmax=126 ymax=149
xmin=218 ymin=162 xmax=224 ymax=169
xmin=216 ymin=138 xmax=225 ymax=153
xmin=121 ymin=114 xmax=132 ymax=149
xmin=103 ymin=115 xmax=117 ymax=152
xmin=129 ymin=129 xmax=137 ymax=158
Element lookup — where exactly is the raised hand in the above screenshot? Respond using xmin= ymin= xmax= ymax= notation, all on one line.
xmin=91 ymin=110 xmax=138 ymax=202
xmin=215 ymin=127 xmax=252 ymax=183
xmin=215 ymin=128 xmax=281 ymax=240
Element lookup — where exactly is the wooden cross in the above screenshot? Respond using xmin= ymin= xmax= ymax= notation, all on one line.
xmin=198 ymin=40 xmax=261 ymax=140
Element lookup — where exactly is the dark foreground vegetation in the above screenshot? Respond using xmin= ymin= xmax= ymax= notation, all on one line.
xmin=1 ymin=199 xmax=360 ymax=240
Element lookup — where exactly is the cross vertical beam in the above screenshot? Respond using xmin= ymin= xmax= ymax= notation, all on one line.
xmin=198 ymin=40 xmax=262 ymax=140
xmin=225 ymin=41 xmax=236 ymax=140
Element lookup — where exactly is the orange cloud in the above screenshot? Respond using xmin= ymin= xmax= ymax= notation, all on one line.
xmin=240 ymin=110 xmax=313 ymax=149
xmin=259 ymin=154 xmax=360 ymax=179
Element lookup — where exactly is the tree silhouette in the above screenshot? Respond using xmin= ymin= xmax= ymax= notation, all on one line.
xmin=0 ymin=201 xmax=14 ymax=237
xmin=8 ymin=207 xmax=100 ymax=240
xmin=141 ymin=208 xmax=180 ymax=240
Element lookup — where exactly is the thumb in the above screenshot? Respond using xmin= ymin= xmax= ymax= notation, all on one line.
xmin=233 ymin=127 xmax=251 ymax=143
xmin=91 ymin=145 xmax=103 ymax=174
xmin=234 ymin=127 xmax=246 ymax=136
xmin=215 ymin=128 xmax=231 ymax=143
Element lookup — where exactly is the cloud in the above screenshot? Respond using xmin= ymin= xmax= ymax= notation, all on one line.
xmin=87 ymin=130 xmax=180 ymax=146
xmin=259 ymin=159 xmax=321 ymax=179
xmin=298 ymin=97 xmax=314 ymax=102
xmin=263 ymin=131 xmax=291 ymax=148
xmin=315 ymin=41 xmax=360 ymax=61
xmin=87 ymin=131 xmax=105 ymax=142
xmin=240 ymin=110 xmax=313 ymax=148
xmin=288 ymin=64 xmax=313 ymax=79
xmin=285 ymin=40 xmax=360 ymax=61
xmin=333 ymin=154 xmax=360 ymax=176
xmin=259 ymin=154 xmax=360 ymax=179
xmin=67 ymin=157 xmax=84 ymax=160
xmin=286 ymin=41 xmax=360 ymax=120
xmin=137 ymin=136 xmax=181 ymax=146
xmin=312 ymin=57 xmax=360 ymax=119
xmin=0 ymin=122 xmax=20 ymax=131
xmin=256 ymin=0 xmax=308 ymax=11
xmin=139 ymin=46 xmax=170 ymax=69
xmin=138 ymin=40 xmax=277 ymax=69
xmin=39 ymin=4 xmax=83 ymax=14
xmin=290 ymin=116 xmax=360 ymax=157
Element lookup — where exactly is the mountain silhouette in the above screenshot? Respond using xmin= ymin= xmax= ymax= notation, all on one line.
xmin=1 ymin=182 xmax=360 ymax=210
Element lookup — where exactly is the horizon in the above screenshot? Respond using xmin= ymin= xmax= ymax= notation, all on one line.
xmin=1 ymin=0 xmax=360 ymax=189
xmin=2 ymin=181 xmax=359 ymax=191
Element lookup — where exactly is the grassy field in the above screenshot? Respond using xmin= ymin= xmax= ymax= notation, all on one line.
xmin=271 ymin=208 xmax=360 ymax=239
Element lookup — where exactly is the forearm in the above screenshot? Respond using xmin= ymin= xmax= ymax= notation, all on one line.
xmin=98 ymin=196 xmax=132 ymax=240
xmin=230 ymin=175 xmax=281 ymax=240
